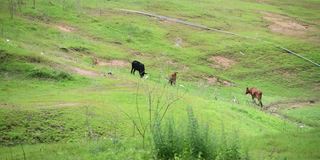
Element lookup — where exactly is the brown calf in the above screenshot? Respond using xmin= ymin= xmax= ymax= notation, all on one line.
xmin=245 ymin=87 xmax=263 ymax=108
xmin=169 ymin=72 xmax=178 ymax=85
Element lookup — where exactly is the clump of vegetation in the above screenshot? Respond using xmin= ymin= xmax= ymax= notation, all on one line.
xmin=216 ymin=135 xmax=243 ymax=160
xmin=0 ymin=51 xmax=34 ymax=75
xmin=69 ymin=46 xmax=91 ymax=54
xmin=0 ymin=50 xmax=48 ymax=76
xmin=152 ymin=117 xmax=183 ymax=159
xmin=28 ymin=68 xmax=73 ymax=81
xmin=0 ymin=109 xmax=69 ymax=145
xmin=21 ymin=55 xmax=44 ymax=63
xmin=0 ymin=50 xmax=14 ymax=62
xmin=152 ymin=107 xmax=247 ymax=160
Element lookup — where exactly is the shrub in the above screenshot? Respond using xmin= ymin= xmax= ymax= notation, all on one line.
xmin=151 ymin=107 xmax=247 ymax=160
xmin=152 ymin=116 xmax=183 ymax=160
xmin=186 ymin=107 xmax=216 ymax=159
xmin=28 ymin=68 xmax=73 ymax=81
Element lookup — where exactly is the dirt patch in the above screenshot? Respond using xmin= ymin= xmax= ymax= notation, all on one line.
xmin=96 ymin=59 xmax=129 ymax=67
xmin=131 ymin=55 xmax=190 ymax=73
xmin=204 ymin=76 xmax=235 ymax=86
xmin=265 ymin=100 xmax=316 ymax=113
xmin=52 ymin=103 xmax=80 ymax=107
xmin=208 ymin=56 xmax=235 ymax=69
xmin=166 ymin=59 xmax=179 ymax=66
xmin=55 ymin=24 xmax=76 ymax=32
xmin=263 ymin=100 xmax=317 ymax=128
xmin=70 ymin=67 xmax=100 ymax=77
xmin=262 ymin=12 xmax=308 ymax=36
xmin=164 ymin=59 xmax=189 ymax=72
xmin=130 ymin=50 xmax=155 ymax=58
xmin=221 ymin=80 xmax=234 ymax=86
xmin=35 ymin=102 xmax=81 ymax=109
xmin=205 ymin=76 xmax=218 ymax=85
xmin=131 ymin=51 xmax=142 ymax=56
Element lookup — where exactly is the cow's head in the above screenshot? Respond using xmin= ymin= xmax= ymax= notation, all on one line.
xmin=140 ymin=71 xmax=147 ymax=78
xmin=245 ymin=87 xmax=250 ymax=94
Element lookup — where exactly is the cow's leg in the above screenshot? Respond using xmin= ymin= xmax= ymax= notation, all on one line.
xmin=133 ymin=69 xmax=136 ymax=75
xmin=258 ymin=97 xmax=263 ymax=109
xmin=253 ymin=96 xmax=260 ymax=106
xmin=251 ymin=95 xmax=256 ymax=104
xmin=131 ymin=67 xmax=134 ymax=74
xmin=259 ymin=93 xmax=263 ymax=109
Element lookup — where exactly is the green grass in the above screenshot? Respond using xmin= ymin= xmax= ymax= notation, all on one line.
xmin=0 ymin=0 xmax=320 ymax=159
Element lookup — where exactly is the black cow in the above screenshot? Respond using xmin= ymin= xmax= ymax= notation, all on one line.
xmin=131 ymin=60 xmax=147 ymax=78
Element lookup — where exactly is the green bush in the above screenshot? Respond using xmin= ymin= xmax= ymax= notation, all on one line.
xmin=152 ymin=117 xmax=183 ymax=160
xmin=28 ymin=68 xmax=73 ymax=81
xmin=152 ymin=107 xmax=247 ymax=160
xmin=186 ymin=107 xmax=216 ymax=159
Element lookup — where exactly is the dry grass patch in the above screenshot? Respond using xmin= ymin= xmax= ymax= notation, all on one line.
xmin=204 ymin=76 xmax=235 ymax=86
xmin=70 ymin=67 xmax=100 ymax=77
xmin=55 ymin=24 xmax=76 ymax=32
xmin=262 ymin=12 xmax=308 ymax=36
xmin=208 ymin=56 xmax=235 ymax=69
xmin=96 ymin=59 xmax=129 ymax=67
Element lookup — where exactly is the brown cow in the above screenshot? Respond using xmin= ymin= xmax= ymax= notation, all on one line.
xmin=169 ymin=72 xmax=178 ymax=85
xmin=245 ymin=87 xmax=263 ymax=108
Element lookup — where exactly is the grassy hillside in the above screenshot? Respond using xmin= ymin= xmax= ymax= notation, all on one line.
xmin=0 ymin=0 xmax=319 ymax=159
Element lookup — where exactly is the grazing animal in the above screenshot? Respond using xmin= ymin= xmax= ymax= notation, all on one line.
xmin=131 ymin=60 xmax=147 ymax=78
xmin=169 ymin=72 xmax=178 ymax=85
xmin=245 ymin=87 xmax=263 ymax=108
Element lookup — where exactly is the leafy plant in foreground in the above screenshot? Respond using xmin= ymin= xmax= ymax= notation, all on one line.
xmin=151 ymin=107 xmax=247 ymax=160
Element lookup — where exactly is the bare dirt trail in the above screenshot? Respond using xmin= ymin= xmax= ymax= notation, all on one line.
xmin=34 ymin=102 xmax=82 ymax=109
xmin=55 ymin=24 xmax=76 ymax=32
xmin=70 ymin=66 xmax=100 ymax=77
xmin=264 ymin=100 xmax=317 ymax=128
xmin=265 ymin=100 xmax=316 ymax=111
